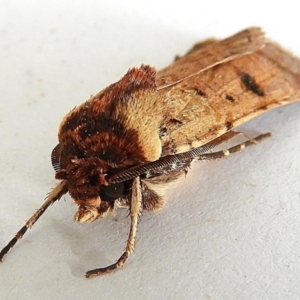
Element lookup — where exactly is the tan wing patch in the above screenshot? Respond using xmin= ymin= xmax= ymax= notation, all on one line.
xmin=159 ymin=42 xmax=300 ymax=154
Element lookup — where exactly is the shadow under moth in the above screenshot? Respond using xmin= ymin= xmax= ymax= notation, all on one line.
xmin=1 ymin=27 xmax=300 ymax=278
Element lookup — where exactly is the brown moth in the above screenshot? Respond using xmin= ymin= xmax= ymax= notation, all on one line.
xmin=1 ymin=27 xmax=300 ymax=278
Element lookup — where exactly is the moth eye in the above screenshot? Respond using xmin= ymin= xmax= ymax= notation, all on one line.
xmin=100 ymin=182 xmax=124 ymax=202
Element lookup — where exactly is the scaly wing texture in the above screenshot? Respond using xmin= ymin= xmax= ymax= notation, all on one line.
xmin=156 ymin=28 xmax=300 ymax=155
xmin=156 ymin=27 xmax=266 ymax=88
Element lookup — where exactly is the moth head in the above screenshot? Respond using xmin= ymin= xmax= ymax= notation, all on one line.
xmin=51 ymin=65 xmax=161 ymax=223
xmin=73 ymin=181 xmax=125 ymax=223
xmin=52 ymin=146 xmax=128 ymax=223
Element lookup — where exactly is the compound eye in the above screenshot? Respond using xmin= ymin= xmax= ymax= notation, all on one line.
xmin=100 ymin=182 xmax=124 ymax=202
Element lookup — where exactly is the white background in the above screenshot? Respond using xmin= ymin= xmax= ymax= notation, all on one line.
xmin=1 ymin=1 xmax=300 ymax=299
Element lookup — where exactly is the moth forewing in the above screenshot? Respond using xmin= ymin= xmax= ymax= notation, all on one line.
xmin=1 ymin=27 xmax=300 ymax=278
xmin=156 ymin=27 xmax=266 ymax=88
xmin=156 ymin=28 xmax=300 ymax=156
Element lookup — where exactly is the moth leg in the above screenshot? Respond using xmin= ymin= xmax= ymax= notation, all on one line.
xmin=199 ymin=133 xmax=271 ymax=161
xmin=200 ymin=130 xmax=242 ymax=152
xmin=86 ymin=176 xmax=142 ymax=278
xmin=0 ymin=181 xmax=68 ymax=262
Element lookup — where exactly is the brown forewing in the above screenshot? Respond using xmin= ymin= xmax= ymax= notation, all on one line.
xmin=157 ymin=28 xmax=300 ymax=155
xmin=156 ymin=27 xmax=266 ymax=88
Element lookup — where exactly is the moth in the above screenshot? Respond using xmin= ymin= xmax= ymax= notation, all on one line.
xmin=1 ymin=27 xmax=300 ymax=278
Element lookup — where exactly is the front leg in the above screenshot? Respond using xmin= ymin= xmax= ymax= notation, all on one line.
xmin=85 ymin=176 xmax=142 ymax=278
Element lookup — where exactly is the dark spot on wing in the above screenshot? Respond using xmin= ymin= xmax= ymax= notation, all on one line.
xmin=195 ymin=88 xmax=207 ymax=97
xmin=259 ymin=105 xmax=269 ymax=111
xmin=225 ymin=94 xmax=235 ymax=102
xmin=225 ymin=121 xmax=233 ymax=130
xmin=170 ymin=118 xmax=184 ymax=125
xmin=240 ymin=72 xmax=265 ymax=96
xmin=159 ymin=126 xmax=167 ymax=138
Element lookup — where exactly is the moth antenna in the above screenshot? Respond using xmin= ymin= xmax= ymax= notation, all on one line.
xmin=85 ymin=177 xmax=142 ymax=278
xmin=51 ymin=144 xmax=61 ymax=171
xmin=0 ymin=181 xmax=68 ymax=262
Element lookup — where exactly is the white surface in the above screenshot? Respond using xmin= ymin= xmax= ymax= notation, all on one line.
xmin=1 ymin=1 xmax=300 ymax=299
